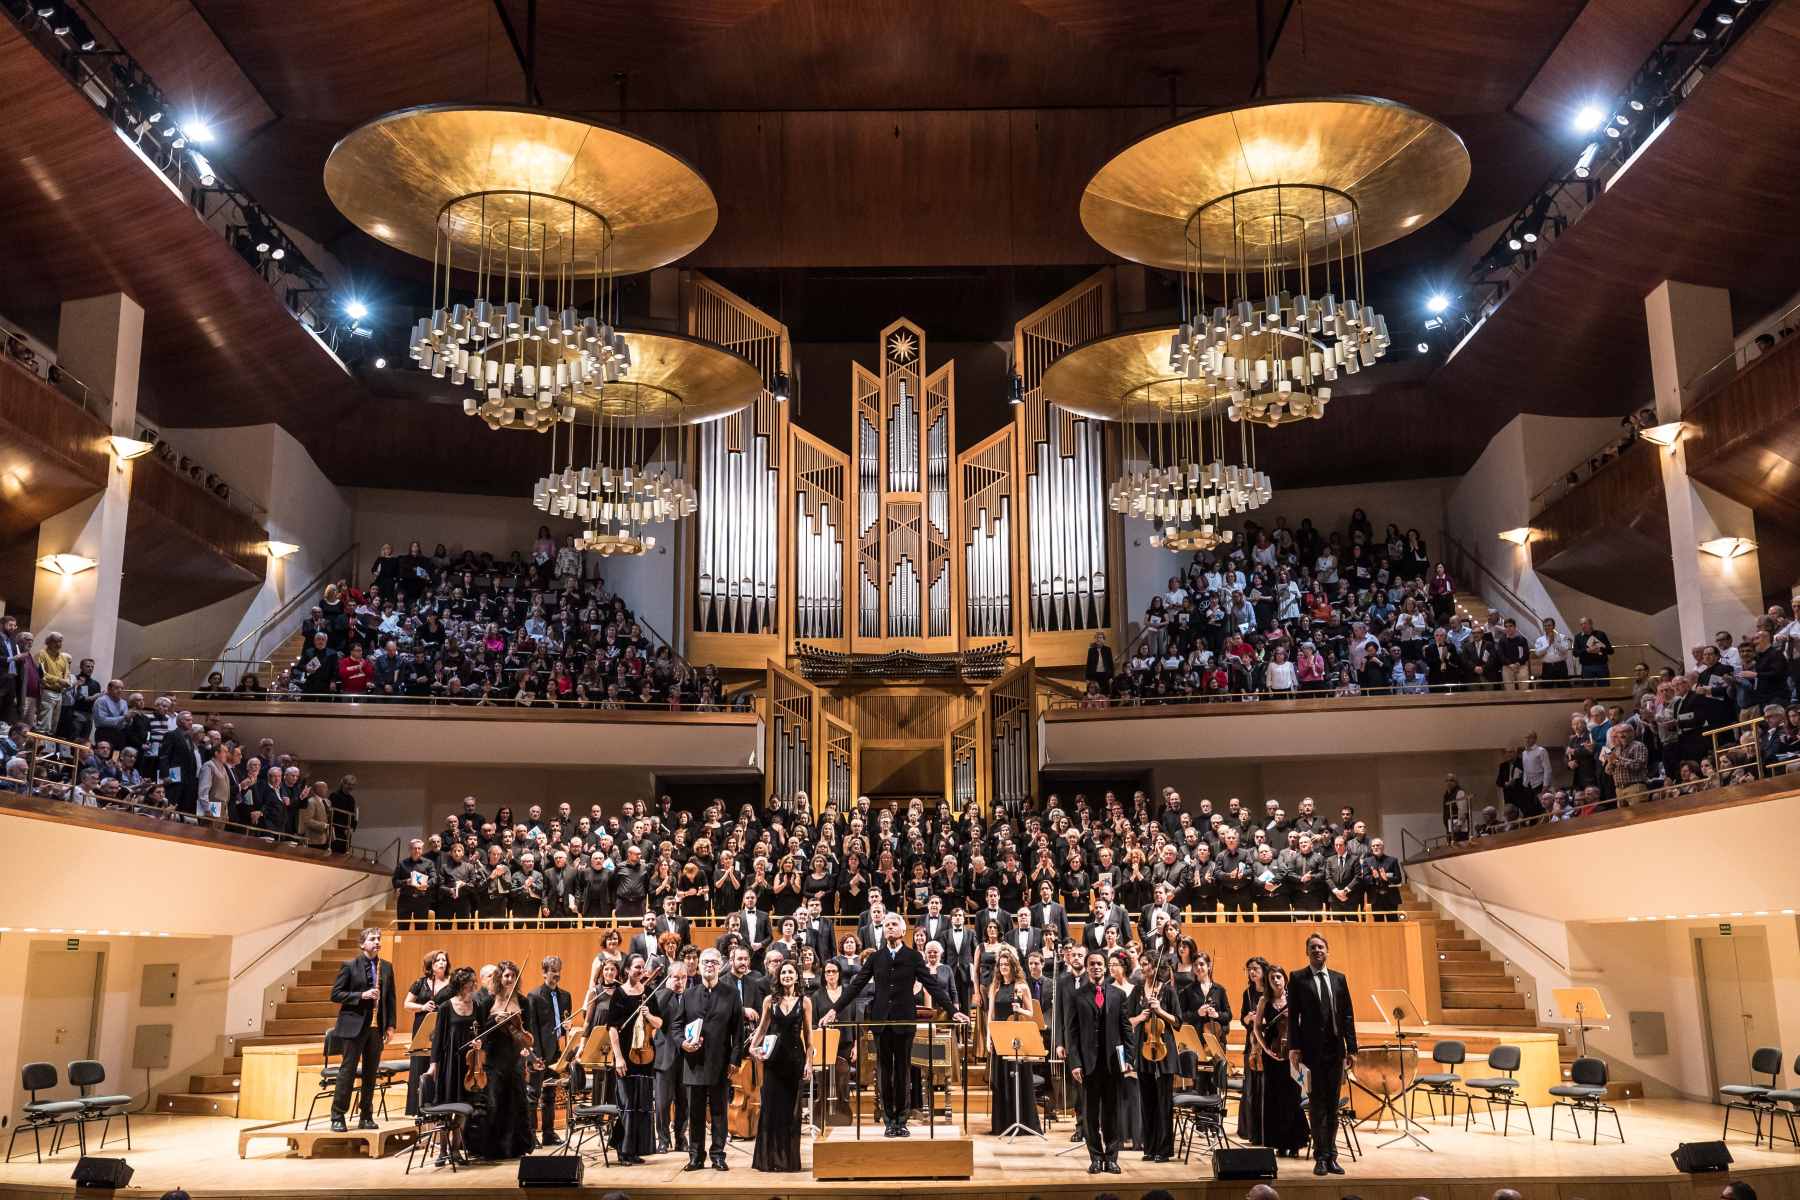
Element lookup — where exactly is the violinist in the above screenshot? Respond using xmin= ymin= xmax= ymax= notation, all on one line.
xmin=1128 ymin=953 xmax=1182 ymax=1162
xmin=421 ymin=966 xmax=480 ymax=1167
xmin=468 ymin=959 xmax=536 ymax=1159
xmin=525 ymin=955 xmax=572 ymax=1146
xmin=404 ymin=949 xmax=450 ymax=1115
xmin=606 ymin=953 xmax=664 ymax=1164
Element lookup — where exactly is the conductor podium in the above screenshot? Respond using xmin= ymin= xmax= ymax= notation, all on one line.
xmin=810 ymin=1018 xmax=975 ymax=1182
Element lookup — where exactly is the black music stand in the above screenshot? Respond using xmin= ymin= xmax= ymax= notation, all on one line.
xmin=990 ymin=1020 xmax=1047 ymax=1142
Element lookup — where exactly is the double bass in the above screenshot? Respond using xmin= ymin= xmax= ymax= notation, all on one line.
xmin=727 ymin=1041 xmax=762 ymax=1137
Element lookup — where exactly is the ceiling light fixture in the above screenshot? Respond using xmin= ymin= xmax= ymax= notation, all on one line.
xmin=1426 ymin=293 xmax=1450 ymax=314
xmin=188 ymin=150 xmax=215 ymax=186
xmin=1639 ymin=420 xmax=1686 ymax=447
xmin=1572 ymin=104 xmax=1606 ymax=134
xmin=373 ymin=356 xmax=387 ymax=369
xmin=1497 ymin=527 xmax=1534 ymax=545
xmin=264 ymin=541 xmax=300 ymax=559
xmin=1573 ymin=142 xmax=1599 ymax=179
xmin=343 ymin=299 xmax=369 ymax=321
xmin=1698 ymin=535 xmax=1756 ymax=559
xmin=105 ymin=435 xmax=154 ymax=467
xmin=180 ymin=117 xmax=214 ymax=144
xmin=1416 ymin=341 xmax=1430 ymax=354
xmin=38 ymin=552 xmax=98 ymax=575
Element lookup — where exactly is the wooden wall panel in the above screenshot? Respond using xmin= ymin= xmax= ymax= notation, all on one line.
xmin=0 ymin=359 xmax=109 ymax=541
xmin=1530 ymin=440 xmax=1675 ymax=612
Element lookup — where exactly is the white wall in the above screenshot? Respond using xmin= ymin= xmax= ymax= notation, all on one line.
xmin=345 ymin=486 xmax=682 ymax=646
xmin=1122 ymin=474 xmax=1459 ymax=633
xmin=1446 ymin=414 xmax=1682 ymax=660
xmin=115 ymin=424 xmax=354 ymax=679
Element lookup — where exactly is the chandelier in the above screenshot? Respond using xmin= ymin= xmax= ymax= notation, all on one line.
xmin=1080 ymin=98 xmax=1469 ymax=430
xmin=1044 ymin=329 xmax=1269 ymax=553
xmin=532 ymin=388 xmax=699 ymax=556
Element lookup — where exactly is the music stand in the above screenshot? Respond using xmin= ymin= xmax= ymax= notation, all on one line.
xmin=1359 ymin=988 xmax=1432 ymax=1151
xmin=407 ymin=1010 xmax=437 ymax=1056
xmin=990 ymin=1019 xmax=1048 ymax=1141
xmin=1551 ymin=987 xmax=1610 ymax=1057
xmin=807 ymin=1026 xmax=841 ymax=1137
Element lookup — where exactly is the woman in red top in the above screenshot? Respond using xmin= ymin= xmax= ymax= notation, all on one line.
xmin=337 ymin=642 xmax=373 ymax=694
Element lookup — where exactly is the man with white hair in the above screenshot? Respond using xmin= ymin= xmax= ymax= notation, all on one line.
xmin=676 ymin=947 xmax=742 ymax=1171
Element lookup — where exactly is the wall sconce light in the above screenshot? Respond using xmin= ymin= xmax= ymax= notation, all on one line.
xmin=264 ymin=541 xmax=300 ymax=559
xmin=105 ymin=435 xmax=154 ymax=469
xmin=1640 ymin=421 xmax=1686 ymax=448
xmin=38 ymin=553 xmax=98 ymax=576
xmin=1497 ymin=527 xmax=1534 ymax=545
xmin=1698 ymin=536 xmax=1756 ymax=559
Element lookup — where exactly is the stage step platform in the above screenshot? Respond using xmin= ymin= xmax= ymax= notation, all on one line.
xmin=236 ymin=1119 xmax=421 ymax=1160
xmin=811 ymin=1122 xmax=974 ymax=1181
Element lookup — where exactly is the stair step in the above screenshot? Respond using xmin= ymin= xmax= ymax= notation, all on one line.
xmin=223 ymin=1056 xmax=242 ymax=1074
xmin=1436 ymin=938 xmax=1482 ymax=952
xmin=188 ymin=1073 xmax=240 ymax=1093
xmin=1442 ymin=1008 xmax=1537 ymax=1027
xmin=1438 ymin=975 xmax=1515 ymax=992
xmin=157 ymin=1092 xmax=238 ymax=1117
xmin=297 ymin=969 xmax=339 ymax=987
xmin=1438 ymin=950 xmax=1496 ymax=963
xmin=286 ymin=986 xmax=332 ymax=1003
xmin=1442 ymin=991 xmax=1526 ymax=1010
xmin=265 ymin=1016 xmax=335 ymax=1036
xmin=1438 ymin=961 xmax=1506 ymax=979
xmin=277 ymin=1001 xmax=340 ymax=1019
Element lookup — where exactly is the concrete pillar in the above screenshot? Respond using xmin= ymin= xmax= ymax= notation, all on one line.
xmin=1644 ymin=281 xmax=1763 ymax=660
xmin=30 ymin=294 xmax=143 ymax=679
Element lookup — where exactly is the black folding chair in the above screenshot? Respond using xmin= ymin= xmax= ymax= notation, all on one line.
xmin=1719 ymin=1046 xmax=1782 ymax=1146
xmin=1463 ymin=1044 xmax=1533 ymax=1136
xmin=1549 ymin=1057 xmax=1622 ymax=1144
xmin=7 ymin=1063 xmax=85 ymax=1163
xmin=68 ymin=1060 xmax=133 ymax=1152
xmin=303 ymin=1033 xmax=343 ymax=1129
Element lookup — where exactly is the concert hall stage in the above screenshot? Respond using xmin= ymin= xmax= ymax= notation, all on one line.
xmin=1 ymin=1100 xmax=1794 ymax=1200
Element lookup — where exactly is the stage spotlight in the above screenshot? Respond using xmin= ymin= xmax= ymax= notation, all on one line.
xmin=771 ymin=370 xmax=791 ymax=403
xmin=1519 ymin=202 xmax=1548 ymax=244
xmin=1416 ymin=341 xmax=1430 ymax=354
xmin=1572 ymin=104 xmax=1606 ymax=134
xmin=188 ymin=150 xmax=215 ymax=186
xmin=180 ymin=117 xmax=215 ymax=144
xmin=1573 ymin=142 xmax=1599 ymax=178
xmin=1506 ymin=231 xmax=1524 ymax=252
xmin=1426 ymin=293 xmax=1450 ymax=314
xmin=374 ymin=357 xmax=387 ymax=369
xmin=64 ymin=14 xmax=96 ymax=50
xmin=343 ymin=299 xmax=369 ymax=320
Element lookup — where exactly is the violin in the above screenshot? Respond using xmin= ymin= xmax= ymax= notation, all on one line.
xmin=462 ymin=1005 xmax=531 ymax=1090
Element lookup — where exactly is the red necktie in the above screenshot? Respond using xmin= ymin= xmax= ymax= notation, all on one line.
xmin=1094 ymin=984 xmax=1105 ymax=1008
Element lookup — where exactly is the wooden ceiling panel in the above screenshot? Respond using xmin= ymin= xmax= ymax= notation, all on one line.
xmin=82 ymin=0 xmax=277 ymax=144
xmin=1513 ymin=0 xmax=1695 ymax=133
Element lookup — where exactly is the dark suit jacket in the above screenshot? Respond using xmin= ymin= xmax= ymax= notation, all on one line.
xmin=797 ymin=916 xmax=836 ymax=954
xmin=527 ymin=983 xmax=573 ymax=1058
xmin=653 ymin=913 xmax=691 ymax=945
xmin=1085 ymin=644 xmax=1115 ymax=680
xmin=1005 ymin=926 xmax=1044 ymax=961
xmin=729 ymin=909 xmax=771 ymax=950
xmin=920 ymin=914 xmax=952 ymax=946
xmin=833 ymin=943 xmax=959 ymax=1021
xmin=330 ymin=954 xmax=397 ymax=1041
xmin=726 ymin=970 xmax=769 ymax=1022
xmin=1066 ymin=979 xmax=1131 ymax=1076
xmin=677 ymin=980 xmax=745 ymax=1086
xmin=1033 ymin=900 xmax=1069 ymax=941
xmin=1287 ymin=965 xmax=1357 ymax=1067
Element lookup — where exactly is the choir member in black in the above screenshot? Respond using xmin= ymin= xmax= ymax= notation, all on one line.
xmin=653 ymin=960 xmax=689 ymax=1154
xmin=1251 ymin=965 xmax=1309 ymax=1156
xmin=467 ymin=959 xmax=536 ymax=1159
xmin=1128 ymin=960 xmax=1182 ymax=1162
xmin=1288 ymin=932 xmax=1357 ymax=1176
xmin=985 ymin=946 xmax=1044 ymax=1135
xmin=434 ymin=842 xmax=476 ymax=929
xmin=678 ymin=947 xmax=744 ymax=1171
xmin=819 ymin=912 xmax=968 ymax=1138
xmin=393 ymin=838 xmax=436 ymax=930
xmin=748 ymin=960 xmax=814 ymax=1172
xmin=605 ymin=953 xmax=664 ymax=1164
xmin=1236 ymin=956 xmax=1269 ymax=1142
xmin=327 ymin=928 xmax=396 ymax=1132
xmin=1104 ymin=951 xmax=1143 ymax=1150
xmin=525 ymin=955 xmax=571 ymax=1146
xmin=422 ymin=966 xmax=481 ymax=1166
xmin=1066 ymin=949 xmax=1131 ymax=1175
xmin=404 ymin=950 xmax=450 ymax=1114
xmin=810 ymin=958 xmax=854 ymax=1123
xmin=1052 ymin=941 xmax=1089 ymax=1142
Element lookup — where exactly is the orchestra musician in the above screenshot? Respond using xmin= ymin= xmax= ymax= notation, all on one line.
xmin=606 ymin=953 xmax=664 ymax=1165
xmin=1128 ymin=952 xmax=1183 ymax=1162
xmin=404 ymin=949 xmax=450 ymax=1115
xmin=525 ymin=955 xmax=571 ymax=1146
xmin=327 ymin=928 xmax=396 ymax=1133
xmin=678 ymin=947 xmax=744 ymax=1172
xmin=468 ymin=959 xmax=536 ymax=1159
xmin=984 ymin=946 xmax=1043 ymax=1135
xmin=1288 ymin=932 xmax=1357 ymax=1177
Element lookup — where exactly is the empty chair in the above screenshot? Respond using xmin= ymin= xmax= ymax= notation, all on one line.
xmin=1408 ymin=1040 xmax=1469 ymax=1125
xmin=1463 ymin=1043 xmax=1534 ymax=1136
xmin=1549 ymin=1056 xmax=1622 ymax=1143
xmin=7 ymin=1063 xmax=85 ymax=1163
xmin=67 ymin=1061 xmax=132 ymax=1152
xmin=405 ymin=1102 xmax=475 ymax=1173
xmin=303 ymin=1033 xmax=344 ymax=1129
xmin=1756 ymin=1052 xmax=1800 ymax=1149
xmin=1719 ymin=1046 xmax=1782 ymax=1145
xmin=564 ymin=1099 xmax=620 ymax=1164
xmin=1172 ymin=1057 xmax=1231 ymax=1163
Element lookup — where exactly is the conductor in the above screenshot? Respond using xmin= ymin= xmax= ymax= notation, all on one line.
xmin=1066 ymin=949 xmax=1130 ymax=1174
xmin=819 ymin=911 xmax=968 ymax=1137
xmin=328 ymin=927 xmax=397 ymax=1132
xmin=1287 ymin=932 xmax=1357 ymax=1176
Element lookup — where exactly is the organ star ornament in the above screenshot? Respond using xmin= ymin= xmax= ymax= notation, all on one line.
xmin=888 ymin=330 xmax=918 ymax=362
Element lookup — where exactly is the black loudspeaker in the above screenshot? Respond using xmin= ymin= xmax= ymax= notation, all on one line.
xmin=517 ymin=1154 xmax=585 ymax=1187
xmin=71 ymin=1157 xmax=135 ymax=1189
xmin=1213 ymin=1146 xmax=1278 ymax=1180
xmin=1671 ymin=1140 xmax=1733 ymax=1173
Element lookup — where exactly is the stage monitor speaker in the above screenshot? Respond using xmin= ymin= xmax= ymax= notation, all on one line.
xmin=517 ymin=1154 xmax=585 ymax=1187
xmin=72 ymin=1157 xmax=134 ymax=1189
xmin=1213 ymin=1146 xmax=1278 ymax=1180
xmin=1671 ymin=1140 xmax=1733 ymax=1173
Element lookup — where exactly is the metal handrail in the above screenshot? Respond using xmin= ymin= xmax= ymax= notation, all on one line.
xmin=1411 ymin=856 xmax=1570 ymax=975
xmin=1046 ymin=674 xmax=1635 ymax=711
xmin=142 ymin=689 xmax=755 ymax=715
xmin=226 ymin=542 xmax=360 ymax=657
xmin=1438 ymin=527 xmax=1545 ymax=630
xmin=2 ymin=321 xmax=104 ymax=422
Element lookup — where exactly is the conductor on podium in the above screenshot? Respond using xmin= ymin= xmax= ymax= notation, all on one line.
xmin=1287 ymin=931 xmax=1357 ymax=1176
xmin=328 ymin=927 xmax=397 ymax=1132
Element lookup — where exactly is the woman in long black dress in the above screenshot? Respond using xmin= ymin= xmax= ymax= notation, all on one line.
xmin=404 ymin=950 xmax=450 ymax=1114
xmin=810 ymin=959 xmax=854 ymax=1124
xmin=468 ymin=959 xmax=536 ymax=1160
xmin=605 ymin=953 xmax=663 ymax=1165
xmin=1128 ymin=962 xmax=1182 ymax=1162
xmin=749 ymin=961 xmax=813 ymax=1172
xmin=1237 ymin=956 xmax=1269 ymax=1142
xmin=1253 ymin=966 xmax=1310 ymax=1156
xmin=985 ymin=947 xmax=1044 ymax=1135
xmin=422 ymin=966 xmax=480 ymax=1166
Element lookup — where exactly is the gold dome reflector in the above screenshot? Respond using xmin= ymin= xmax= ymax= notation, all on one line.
xmin=1079 ymin=96 xmax=1469 ymax=270
xmin=324 ymin=104 xmax=717 ymax=275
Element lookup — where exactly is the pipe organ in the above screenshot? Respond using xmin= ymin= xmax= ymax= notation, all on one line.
xmin=960 ymin=430 xmax=1014 ymax=639
xmin=986 ymin=662 xmax=1036 ymax=813
xmin=791 ymin=432 xmax=848 ymax=641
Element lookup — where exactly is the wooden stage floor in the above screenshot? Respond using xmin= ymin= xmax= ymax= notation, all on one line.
xmin=1 ymin=1100 xmax=1795 ymax=1200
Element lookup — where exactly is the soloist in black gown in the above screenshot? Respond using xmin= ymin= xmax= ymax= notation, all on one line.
xmin=466 ymin=999 xmax=536 ymax=1160
xmin=752 ymin=998 xmax=806 ymax=1172
xmin=607 ymin=985 xmax=661 ymax=1161
xmin=1255 ymin=1002 xmax=1310 ymax=1156
xmin=987 ymin=985 xmax=1044 ymax=1135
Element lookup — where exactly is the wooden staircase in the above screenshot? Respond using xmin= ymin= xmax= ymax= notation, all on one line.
xmin=155 ymin=905 xmax=397 ymax=1117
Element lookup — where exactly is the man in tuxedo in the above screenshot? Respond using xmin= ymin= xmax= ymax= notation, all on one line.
xmin=678 ymin=948 xmax=744 ymax=1171
xmin=1008 ymin=906 xmax=1043 ymax=961
xmin=821 ymin=912 xmax=968 ymax=1137
xmin=1138 ymin=881 xmax=1181 ymax=944
xmin=526 ymin=955 xmax=572 ymax=1145
xmin=627 ymin=911 xmax=662 ymax=961
xmin=919 ymin=894 xmax=952 ymax=947
xmin=1033 ymin=878 xmax=1069 ymax=942
xmin=855 ymin=895 xmax=890 ymax=950
xmin=653 ymin=960 xmax=689 ymax=1154
xmin=328 ymin=928 xmax=396 ymax=1131
xmin=796 ymin=897 xmax=835 ymax=958
xmin=1067 ymin=949 xmax=1130 ymax=1173
xmin=971 ymin=885 xmax=1011 ymax=942
xmin=652 ymin=894 xmax=691 ymax=946
xmin=728 ymin=891 xmax=770 ymax=966
xmin=726 ymin=946 xmax=768 ymax=1029
xmin=940 ymin=908 xmax=977 ymax=1010
xmin=1080 ymin=897 xmax=1130 ymax=950
xmin=1051 ymin=940 xmax=1088 ymax=1141
xmin=1288 ymin=932 xmax=1357 ymax=1176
